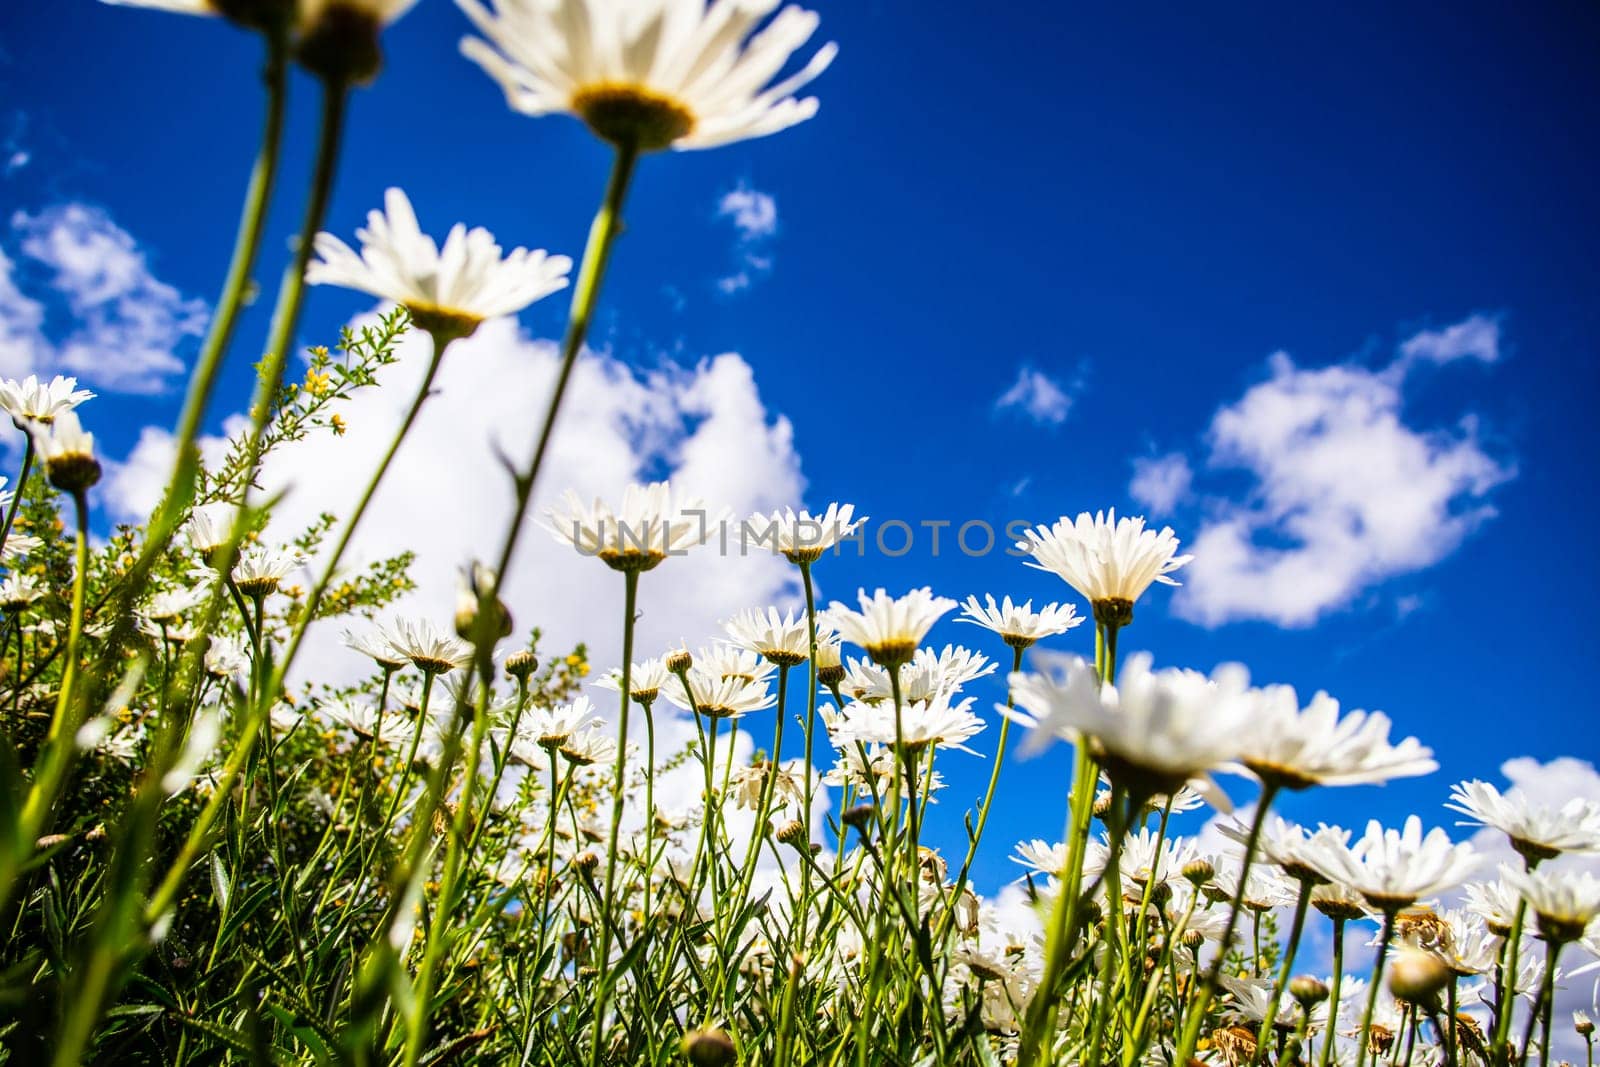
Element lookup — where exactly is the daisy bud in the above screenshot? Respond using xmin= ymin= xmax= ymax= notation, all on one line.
xmin=1575 ymin=1012 xmax=1594 ymax=1037
xmin=666 ymin=646 xmax=693 ymax=674
xmin=1148 ymin=882 xmax=1173 ymax=907
xmin=455 ymin=562 xmax=512 ymax=649
xmin=573 ymin=850 xmax=599 ymax=876
xmin=296 ymin=0 xmax=393 ymax=85
xmin=1183 ymin=859 xmax=1215 ymax=887
xmin=681 ymin=1028 xmax=737 ymax=1067
xmin=841 ymin=803 xmax=875 ymax=834
xmin=1078 ymin=899 xmax=1103 ymax=928
xmin=818 ymin=662 xmax=846 ymax=688
xmin=776 ymin=820 xmax=808 ymax=848
xmin=1387 ymin=946 xmax=1450 ymax=1005
xmin=33 ymin=411 xmax=100 ymax=494
xmin=1289 ymin=975 xmax=1330 ymax=1008
xmin=1092 ymin=793 xmax=1114 ymax=819
xmin=1181 ymin=928 xmax=1207 ymax=951
xmin=504 ymin=649 xmax=539 ymax=681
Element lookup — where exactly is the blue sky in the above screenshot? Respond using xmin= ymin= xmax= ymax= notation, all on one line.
xmin=2 ymin=1 xmax=1598 ymax=893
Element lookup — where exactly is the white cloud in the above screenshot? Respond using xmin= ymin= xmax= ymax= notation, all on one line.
xmin=994 ymin=365 xmax=1074 ymax=427
xmin=717 ymin=184 xmax=778 ymax=241
xmin=106 ymin=311 xmax=806 ymax=689
xmin=1129 ymin=452 xmax=1192 ymax=516
xmin=0 ymin=247 xmax=46 ymax=380
xmin=1396 ymin=312 xmax=1501 ymax=370
xmin=715 ymin=183 xmax=778 ymax=294
xmin=2 ymin=202 xmax=207 ymax=394
xmin=1173 ymin=318 xmax=1513 ymax=628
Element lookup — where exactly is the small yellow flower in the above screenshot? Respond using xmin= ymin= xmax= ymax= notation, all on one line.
xmin=330 ymin=412 xmax=347 ymax=436
xmin=305 ymin=369 xmax=333 ymax=396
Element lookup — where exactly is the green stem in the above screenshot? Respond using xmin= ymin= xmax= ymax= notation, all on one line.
xmin=0 ymin=440 xmax=33 ymax=558
xmin=272 ymin=326 xmax=455 ymax=695
xmin=1250 ymin=879 xmax=1314 ymax=1066
xmin=1319 ymin=917 xmax=1348 ymax=1067
xmin=1355 ymin=910 xmax=1399 ymax=1067
xmin=589 ymin=568 xmax=639 ymax=1066
xmin=12 ymin=489 xmax=91 ymax=865
xmin=484 ymin=141 xmax=639 ymax=616
xmin=1175 ymin=783 xmax=1280 ymax=1062
xmin=1493 ymin=896 xmax=1532 ymax=1065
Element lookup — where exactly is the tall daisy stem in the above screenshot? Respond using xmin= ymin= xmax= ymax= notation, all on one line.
xmin=0 ymin=440 xmax=33 ymax=559
xmin=1319 ymin=916 xmax=1349 ymax=1067
xmin=485 ymin=142 xmax=639 ymax=609
xmin=1175 ymin=783 xmax=1280 ymax=1062
xmin=1250 ymin=879 xmax=1315 ymax=1067
xmin=590 ymin=568 xmax=639 ymax=1066
xmin=1355 ymin=910 xmax=1400 ymax=1067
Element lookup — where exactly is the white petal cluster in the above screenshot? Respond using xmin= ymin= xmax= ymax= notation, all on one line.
xmin=1236 ymin=687 xmax=1436 ymax=790
xmin=546 ymin=481 xmax=718 ymax=572
xmin=308 ymin=188 xmax=571 ymax=331
xmin=745 ymin=502 xmax=864 ymax=564
xmin=458 ymin=0 xmax=837 ymax=150
xmin=723 ymin=606 xmax=811 ymax=666
xmin=1322 ymin=816 xmax=1479 ymax=911
xmin=827 ymin=587 xmax=957 ymax=668
xmin=1003 ymin=651 xmax=1255 ymax=806
xmin=0 ymin=374 xmax=94 ymax=427
xmin=957 ymin=594 xmax=1082 ymax=650
xmin=1447 ymin=779 xmax=1600 ymax=860
xmin=1016 ymin=510 xmax=1191 ymax=612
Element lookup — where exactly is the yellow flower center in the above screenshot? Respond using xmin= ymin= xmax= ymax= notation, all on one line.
xmin=571 ymin=84 xmax=696 ymax=152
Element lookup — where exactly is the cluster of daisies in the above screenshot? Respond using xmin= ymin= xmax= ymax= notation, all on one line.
xmin=298 ymin=486 xmax=1599 ymax=1066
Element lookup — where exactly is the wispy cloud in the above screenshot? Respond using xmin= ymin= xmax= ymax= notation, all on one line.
xmin=1169 ymin=315 xmax=1513 ymax=628
xmin=715 ymin=182 xmax=777 ymax=294
xmin=2 ymin=201 xmax=206 ymax=393
xmin=1128 ymin=452 xmax=1192 ymax=516
xmin=994 ymin=365 xmax=1076 ymax=427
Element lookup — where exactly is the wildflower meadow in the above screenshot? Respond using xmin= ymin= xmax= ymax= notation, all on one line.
xmin=1 ymin=1 xmax=1597 ymax=1065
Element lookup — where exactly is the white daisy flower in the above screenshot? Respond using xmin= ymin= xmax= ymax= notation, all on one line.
xmin=524 ymin=695 xmax=603 ymax=747
xmin=827 ymin=587 xmax=958 ymax=669
xmin=386 ymin=618 xmax=473 ymax=675
xmin=320 ymin=697 xmax=411 ymax=746
xmin=185 ymin=503 xmax=240 ymax=557
xmin=30 ymin=410 xmax=100 ymax=493
xmin=830 ymin=692 xmax=986 ymax=754
xmin=1324 ymin=816 xmax=1479 ymax=912
xmin=343 ymin=624 xmax=410 ymax=672
xmin=957 ymin=594 xmax=1083 ymax=650
xmin=203 ymin=634 xmax=251 ymax=681
xmin=0 ymin=374 xmax=94 ymax=428
xmin=745 ymin=502 xmax=865 ymax=564
xmin=230 ymin=545 xmax=301 ymax=597
xmin=1462 ymin=870 xmax=1525 ymax=937
xmin=559 ymin=723 xmax=618 ymax=766
xmin=1218 ymin=814 xmax=1350 ymax=885
xmin=307 ymin=187 xmax=571 ymax=338
xmin=695 ymin=642 xmax=775 ymax=685
xmin=822 ymin=744 xmax=946 ymax=799
xmin=457 ymin=0 xmax=838 ymax=151
xmin=1015 ymin=509 xmax=1192 ymax=624
xmin=142 ymin=586 xmax=208 ymax=625
xmin=0 ymin=573 xmax=45 ymax=611
xmin=723 ymin=606 xmax=810 ymax=667
xmin=545 ymin=481 xmax=719 ymax=572
xmin=662 ymin=666 xmax=775 ymax=720
xmin=593 ymin=657 xmax=672 ymax=703
xmin=1003 ymin=650 xmax=1256 ymax=808
xmin=1011 ymin=839 xmax=1070 ymax=881
xmin=1 ymin=533 xmax=41 ymax=562
xmin=1504 ymin=867 xmax=1600 ymax=943
xmin=1234 ymin=686 xmax=1436 ymax=791
xmin=1447 ymin=779 xmax=1600 ymax=863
